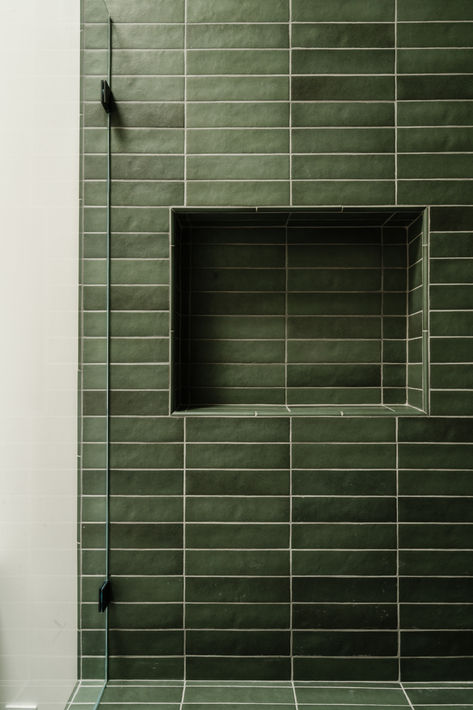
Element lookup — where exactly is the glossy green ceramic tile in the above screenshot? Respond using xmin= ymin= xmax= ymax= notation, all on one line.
xmin=187 ymin=103 xmax=289 ymax=129
xmin=188 ymin=50 xmax=288 ymax=75
xmin=187 ymin=128 xmax=289 ymax=154
xmin=187 ymin=181 xmax=290 ymax=207
xmin=293 ymin=0 xmax=394 ymax=22
xmin=398 ymin=76 xmax=473 ymax=101
xmin=186 ymin=549 xmax=289 ymax=576
xmin=84 ymin=0 xmax=184 ymax=22
xmin=83 ymin=49 xmax=184 ymax=76
xmin=187 ymin=76 xmax=289 ymax=101
xmin=293 ymin=550 xmax=396 ymax=576
xmin=293 ymin=128 xmax=394 ymax=153
xmin=293 ymin=155 xmax=394 ymax=180
xmin=292 ymin=76 xmax=394 ymax=101
xmin=187 ymin=577 xmax=289 ymax=602
xmin=398 ymin=101 xmax=473 ymax=127
xmin=292 ymin=23 xmax=394 ymax=49
xmin=293 ymin=49 xmax=394 ymax=75
xmin=292 ymin=102 xmax=394 ymax=127
xmin=294 ymin=470 xmax=395 ymax=496
xmin=397 ymin=0 xmax=473 ymax=20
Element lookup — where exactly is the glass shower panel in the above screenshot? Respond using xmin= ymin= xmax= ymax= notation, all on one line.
xmin=80 ymin=0 xmax=112 ymax=698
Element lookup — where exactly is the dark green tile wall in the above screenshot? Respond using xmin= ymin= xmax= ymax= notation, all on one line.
xmin=80 ymin=0 xmax=473 ymax=682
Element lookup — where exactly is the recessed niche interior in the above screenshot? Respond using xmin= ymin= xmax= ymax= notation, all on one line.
xmin=171 ymin=208 xmax=428 ymax=415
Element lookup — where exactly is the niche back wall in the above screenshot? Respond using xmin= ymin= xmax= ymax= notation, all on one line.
xmin=80 ymin=0 xmax=473 ymax=682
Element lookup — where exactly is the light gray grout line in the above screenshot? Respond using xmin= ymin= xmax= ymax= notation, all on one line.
xmin=427 ymin=207 xmax=431 ymax=415
xmin=178 ymin=680 xmax=186 ymax=710
xmin=183 ymin=415 xmax=187 ymax=681
xmin=285 ymin=217 xmax=289 ymax=408
xmin=405 ymin=226 xmax=409 ymax=405
xmin=184 ymin=0 xmax=187 ymax=207
xmin=289 ymin=415 xmax=293 ymax=678
xmin=289 ymin=0 xmax=293 ymax=207
xmin=396 ymin=416 xmax=400 ymax=682
xmin=291 ymin=680 xmax=299 ymax=710
xmin=381 ymin=226 xmax=384 ymax=406
xmin=400 ymin=683 xmax=416 ymax=710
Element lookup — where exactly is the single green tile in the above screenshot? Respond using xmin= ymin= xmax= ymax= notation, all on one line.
xmin=188 ymin=76 xmax=289 ymax=101
xmin=110 ymin=470 xmax=183 ymax=496
xmin=186 ymin=522 xmax=289 ymax=549
xmin=293 ymin=0 xmax=394 ymax=22
xmin=293 ymin=154 xmax=394 ymax=180
xmin=294 ymin=128 xmax=394 ymax=154
xmin=292 ymin=23 xmax=394 ymax=48
xmin=293 ymin=577 xmax=396 ymax=603
xmin=188 ymin=23 xmax=289 ymax=49
xmin=187 ymin=103 xmax=289 ymax=129
xmin=293 ymin=49 xmax=394 ymax=74
xmin=293 ymin=523 xmax=396 ymax=549
xmin=110 ymin=443 xmax=182 ymax=468
xmin=186 ymin=469 xmax=289 ymax=496
xmin=186 ymin=180 xmax=290 ymax=207
xmin=84 ymin=49 xmax=184 ymax=76
xmin=110 ymin=522 xmax=182 ymax=548
xmin=188 ymin=49 xmax=288 ymax=75
xmin=186 ymin=549 xmax=289 ymax=576
xmin=187 ymin=128 xmax=289 ymax=153
xmin=187 ymin=576 xmax=289 ymax=602
xmin=292 ymin=76 xmax=394 ymax=101
xmin=187 ymin=0 xmax=289 ymax=22
xmin=398 ymin=0 xmax=473 ymax=21
xmin=295 ymin=657 xmax=398 ymax=680
xmin=293 ymin=470 xmax=395 ymax=496
xmin=398 ymin=76 xmax=473 ymax=101
xmin=293 ymin=496 xmax=395 ymax=523
xmin=187 ymin=496 xmax=289 ymax=522
xmin=294 ymin=549 xmax=396 ymax=576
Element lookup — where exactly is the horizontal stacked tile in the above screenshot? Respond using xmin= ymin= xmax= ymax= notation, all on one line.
xmin=79 ymin=0 xmax=473 ymax=685
xmin=292 ymin=417 xmax=398 ymax=680
xmin=185 ymin=0 xmax=290 ymax=207
xmin=291 ymin=0 xmax=396 ymax=206
xmin=184 ymin=417 xmax=291 ymax=680
xmin=81 ymin=0 xmax=186 ymax=680
xmin=399 ymin=418 xmax=473 ymax=681
xmin=397 ymin=0 xmax=473 ymax=206
xmin=429 ymin=209 xmax=473 ymax=415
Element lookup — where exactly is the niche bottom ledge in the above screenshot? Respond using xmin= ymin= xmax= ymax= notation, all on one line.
xmin=172 ymin=403 xmax=425 ymax=417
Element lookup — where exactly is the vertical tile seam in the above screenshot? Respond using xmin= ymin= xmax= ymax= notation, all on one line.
xmin=381 ymin=226 xmax=384 ymax=405
xmin=285 ymin=218 xmax=289 ymax=408
xmin=289 ymin=0 xmax=293 ymax=206
xmin=184 ymin=0 xmax=187 ymax=207
xmin=291 ymin=679 xmax=299 ymax=710
xmin=400 ymin=682 xmax=416 ymax=710
xmin=396 ymin=415 xmax=400 ymax=681
xmin=426 ymin=207 xmax=431 ymax=415
xmin=394 ymin=0 xmax=398 ymax=205
xmin=289 ymin=415 xmax=293 ymax=678
xmin=405 ymin=226 xmax=409 ymax=405
xmin=183 ymin=415 xmax=187 ymax=680
xmin=179 ymin=679 xmax=186 ymax=710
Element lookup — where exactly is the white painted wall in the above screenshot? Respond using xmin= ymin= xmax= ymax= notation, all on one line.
xmin=0 ymin=1 xmax=79 ymax=708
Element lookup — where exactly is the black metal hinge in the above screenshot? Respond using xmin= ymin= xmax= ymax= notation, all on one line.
xmin=98 ymin=580 xmax=112 ymax=612
xmin=101 ymin=80 xmax=114 ymax=113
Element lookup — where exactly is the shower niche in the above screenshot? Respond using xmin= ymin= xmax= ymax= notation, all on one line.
xmin=171 ymin=208 xmax=428 ymax=415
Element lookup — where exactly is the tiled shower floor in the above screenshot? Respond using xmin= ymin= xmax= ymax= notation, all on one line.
xmin=68 ymin=681 xmax=473 ymax=710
